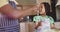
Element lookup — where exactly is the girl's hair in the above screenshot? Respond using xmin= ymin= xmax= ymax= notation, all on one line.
xmin=41 ymin=2 xmax=51 ymax=16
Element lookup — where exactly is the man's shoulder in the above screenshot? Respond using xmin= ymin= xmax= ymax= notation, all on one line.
xmin=0 ymin=0 xmax=8 ymax=8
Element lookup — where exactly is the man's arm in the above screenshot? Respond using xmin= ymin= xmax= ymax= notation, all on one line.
xmin=0 ymin=4 xmax=37 ymax=19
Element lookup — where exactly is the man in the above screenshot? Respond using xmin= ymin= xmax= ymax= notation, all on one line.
xmin=0 ymin=0 xmax=37 ymax=32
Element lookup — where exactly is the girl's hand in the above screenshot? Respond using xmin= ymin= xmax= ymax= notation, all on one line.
xmin=35 ymin=21 xmax=42 ymax=29
xmin=38 ymin=21 xmax=42 ymax=26
xmin=51 ymin=24 xmax=55 ymax=29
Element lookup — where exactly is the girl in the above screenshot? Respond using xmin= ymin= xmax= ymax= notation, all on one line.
xmin=33 ymin=2 xmax=55 ymax=32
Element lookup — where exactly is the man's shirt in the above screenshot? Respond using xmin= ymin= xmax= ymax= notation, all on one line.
xmin=0 ymin=0 xmax=19 ymax=27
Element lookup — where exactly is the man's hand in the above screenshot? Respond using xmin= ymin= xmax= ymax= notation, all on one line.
xmin=17 ymin=5 xmax=38 ymax=18
xmin=26 ymin=5 xmax=38 ymax=15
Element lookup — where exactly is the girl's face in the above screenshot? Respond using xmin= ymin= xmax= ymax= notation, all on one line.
xmin=39 ymin=4 xmax=46 ymax=15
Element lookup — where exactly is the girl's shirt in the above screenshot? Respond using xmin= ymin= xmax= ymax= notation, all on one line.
xmin=33 ymin=15 xmax=54 ymax=32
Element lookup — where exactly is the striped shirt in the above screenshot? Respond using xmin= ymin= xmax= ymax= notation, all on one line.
xmin=0 ymin=0 xmax=19 ymax=27
xmin=0 ymin=13 xmax=19 ymax=27
xmin=0 ymin=0 xmax=20 ymax=32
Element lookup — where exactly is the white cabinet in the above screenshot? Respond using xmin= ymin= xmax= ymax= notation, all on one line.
xmin=20 ymin=22 xmax=35 ymax=32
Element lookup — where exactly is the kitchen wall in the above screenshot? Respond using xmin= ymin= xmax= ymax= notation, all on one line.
xmin=56 ymin=8 xmax=60 ymax=21
xmin=16 ymin=0 xmax=51 ymax=14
